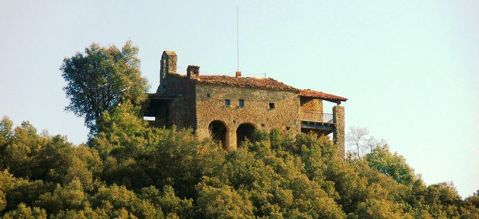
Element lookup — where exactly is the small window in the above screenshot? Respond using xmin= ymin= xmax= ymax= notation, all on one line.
xmin=269 ymin=102 xmax=275 ymax=110
xmin=239 ymin=99 xmax=245 ymax=108
xmin=143 ymin=116 xmax=155 ymax=121
xmin=207 ymin=93 xmax=211 ymax=98
xmin=225 ymin=99 xmax=231 ymax=107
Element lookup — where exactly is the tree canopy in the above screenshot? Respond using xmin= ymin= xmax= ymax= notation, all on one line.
xmin=1 ymin=42 xmax=477 ymax=218
xmin=61 ymin=41 xmax=148 ymax=135
xmin=0 ymin=113 xmax=478 ymax=218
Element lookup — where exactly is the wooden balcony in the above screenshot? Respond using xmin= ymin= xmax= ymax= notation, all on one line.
xmin=300 ymin=112 xmax=335 ymax=135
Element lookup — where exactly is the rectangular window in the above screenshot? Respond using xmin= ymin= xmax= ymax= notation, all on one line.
xmin=143 ymin=116 xmax=155 ymax=121
xmin=239 ymin=99 xmax=245 ymax=108
xmin=269 ymin=102 xmax=275 ymax=110
xmin=225 ymin=99 xmax=231 ymax=107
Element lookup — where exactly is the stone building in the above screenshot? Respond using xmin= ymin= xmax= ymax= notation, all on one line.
xmin=145 ymin=51 xmax=347 ymax=156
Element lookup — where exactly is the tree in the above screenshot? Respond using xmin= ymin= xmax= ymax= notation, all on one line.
xmin=364 ymin=146 xmax=416 ymax=185
xmin=2 ymin=203 xmax=47 ymax=219
xmin=465 ymin=190 xmax=479 ymax=208
xmin=196 ymin=178 xmax=254 ymax=218
xmin=61 ymin=41 xmax=148 ymax=135
xmin=346 ymin=127 xmax=386 ymax=158
xmin=0 ymin=116 xmax=14 ymax=147
xmin=34 ymin=179 xmax=88 ymax=214
xmin=1 ymin=116 xmax=479 ymax=217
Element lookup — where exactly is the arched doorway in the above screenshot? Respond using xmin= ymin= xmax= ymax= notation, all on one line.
xmin=236 ymin=123 xmax=256 ymax=147
xmin=209 ymin=120 xmax=228 ymax=149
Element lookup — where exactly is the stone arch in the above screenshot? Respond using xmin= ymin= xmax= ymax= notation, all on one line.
xmin=209 ymin=120 xmax=229 ymax=149
xmin=236 ymin=123 xmax=256 ymax=147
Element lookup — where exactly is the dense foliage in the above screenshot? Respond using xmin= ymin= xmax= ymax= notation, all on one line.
xmin=0 ymin=105 xmax=478 ymax=218
xmin=5 ymin=42 xmax=477 ymax=218
xmin=61 ymin=41 xmax=148 ymax=135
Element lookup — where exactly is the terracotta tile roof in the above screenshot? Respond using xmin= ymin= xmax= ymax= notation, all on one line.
xmin=300 ymin=89 xmax=347 ymax=102
xmin=172 ymin=73 xmax=347 ymax=102
xmin=193 ymin=75 xmax=298 ymax=92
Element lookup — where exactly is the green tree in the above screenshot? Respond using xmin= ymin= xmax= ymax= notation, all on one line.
xmin=90 ymin=184 xmax=161 ymax=218
xmin=365 ymin=146 xmax=416 ymax=185
xmin=61 ymin=41 xmax=148 ymax=135
xmin=196 ymin=177 xmax=254 ymax=218
xmin=423 ymin=182 xmax=462 ymax=218
xmin=35 ymin=179 xmax=88 ymax=214
xmin=465 ymin=190 xmax=479 ymax=209
xmin=3 ymin=203 xmax=47 ymax=219
xmin=2 ymin=115 xmax=479 ymax=218
xmin=139 ymin=185 xmax=193 ymax=218
xmin=0 ymin=121 xmax=49 ymax=179
xmin=0 ymin=116 xmax=14 ymax=147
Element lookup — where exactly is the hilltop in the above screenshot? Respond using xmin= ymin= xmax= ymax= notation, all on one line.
xmin=0 ymin=103 xmax=478 ymax=218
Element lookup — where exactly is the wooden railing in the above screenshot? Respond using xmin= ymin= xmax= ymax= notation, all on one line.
xmin=300 ymin=112 xmax=334 ymax=124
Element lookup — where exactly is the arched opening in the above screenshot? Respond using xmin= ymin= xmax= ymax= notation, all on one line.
xmin=209 ymin=120 xmax=228 ymax=149
xmin=236 ymin=123 xmax=256 ymax=147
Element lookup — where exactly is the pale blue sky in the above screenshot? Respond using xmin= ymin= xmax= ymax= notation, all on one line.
xmin=0 ymin=0 xmax=478 ymax=197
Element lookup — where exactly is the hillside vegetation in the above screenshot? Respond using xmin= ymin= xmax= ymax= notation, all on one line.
xmin=0 ymin=103 xmax=478 ymax=218
xmin=1 ymin=42 xmax=478 ymax=218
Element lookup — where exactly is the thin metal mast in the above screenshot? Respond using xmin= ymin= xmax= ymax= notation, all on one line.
xmin=236 ymin=6 xmax=240 ymax=72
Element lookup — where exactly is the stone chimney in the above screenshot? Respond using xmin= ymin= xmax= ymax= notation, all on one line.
xmin=235 ymin=71 xmax=241 ymax=78
xmin=160 ymin=50 xmax=177 ymax=87
xmin=187 ymin=65 xmax=200 ymax=78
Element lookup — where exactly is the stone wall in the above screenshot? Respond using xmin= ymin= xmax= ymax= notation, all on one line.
xmin=195 ymin=84 xmax=300 ymax=150
xmin=333 ymin=105 xmax=345 ymax=158
xmin=299 ymin=97 xmax=324 ymax=122
xmin=157 ymin=75 xmax=197 ymax=129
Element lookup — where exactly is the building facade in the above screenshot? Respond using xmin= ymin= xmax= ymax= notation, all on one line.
xmin=145 ymin=51 xmax=347 ymax=156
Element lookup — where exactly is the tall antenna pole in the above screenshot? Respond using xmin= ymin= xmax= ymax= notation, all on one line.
xmin=236 ymin=6 xmax=240 ymax=72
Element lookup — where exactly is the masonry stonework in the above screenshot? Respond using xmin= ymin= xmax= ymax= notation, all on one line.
xmin=195 ymin=84 xmax=300 ymax=150
xmin=145 ymin=50 xmax=348 ymax=156
xmin=300 ymin=98 xmax=324 ymax=122
xmin=333 ymin=105 xmax=345 ymax=157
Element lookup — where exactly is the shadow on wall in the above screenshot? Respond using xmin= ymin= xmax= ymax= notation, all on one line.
xmin=209 ymin=120 xmax=228 ymax=149
xmin=236 ymin=123 xmax=256 ymax=147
